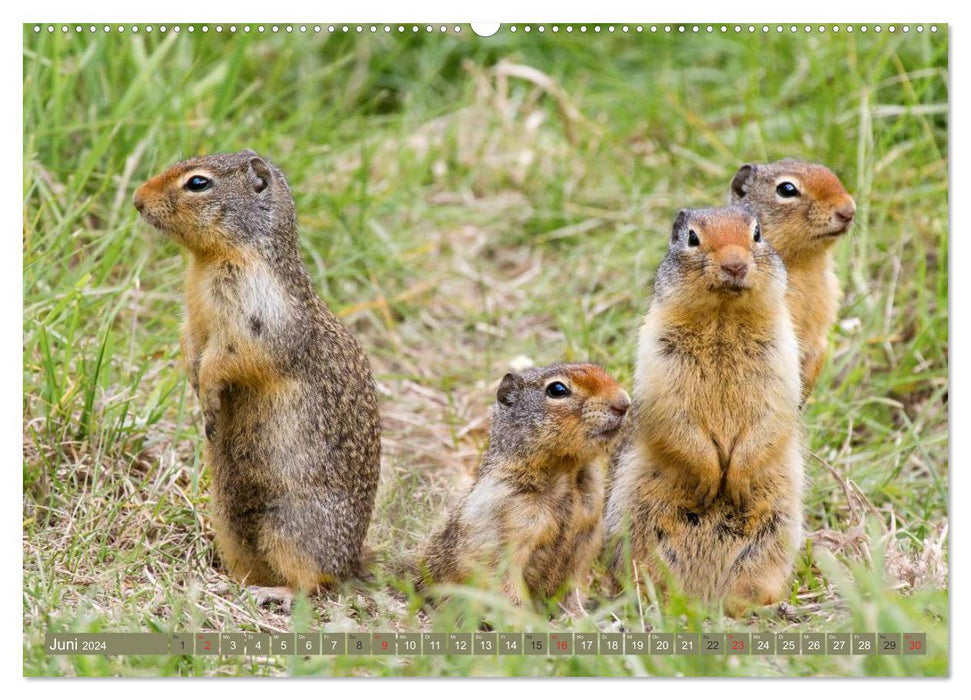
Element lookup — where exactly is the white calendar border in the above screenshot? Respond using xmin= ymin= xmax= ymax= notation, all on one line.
xmin=4 ymin=0 xmax=959 ymax=694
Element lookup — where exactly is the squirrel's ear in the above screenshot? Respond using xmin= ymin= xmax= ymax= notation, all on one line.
xmin=672 ymin=209 xmax=689 ymax=242
xmin=730 ymin=164 xmax=755 ymax=200
xmin=497 ymin=373 xmax=522 ymax=406
xmin=248 ymin=156 xmax=271 ymax=194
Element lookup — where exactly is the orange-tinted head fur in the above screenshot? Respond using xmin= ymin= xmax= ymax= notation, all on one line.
xmin=133 ymin=149 xmax=295 ymax=259
xmin=729 ymin=159 xmax=856 ymax=263
xmin=491 ymin=363 xmax=631 ymax=469
xmin=655 ymin=206 xmax=786 ymax=305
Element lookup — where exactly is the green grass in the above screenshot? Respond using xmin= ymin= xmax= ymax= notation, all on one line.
xmin=22 ymin=24 xmax=948 ymax=677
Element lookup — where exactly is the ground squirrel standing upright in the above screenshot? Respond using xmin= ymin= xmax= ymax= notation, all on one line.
xmin=421 ymin=363 xmax=630 ymax=612
xmin=730 ymin=159 xmax=856 ymax=401
xmin=604 ymin=206 xmax=803 ymax=615
xmin=134 ymin=150 xmax=381 ymax=604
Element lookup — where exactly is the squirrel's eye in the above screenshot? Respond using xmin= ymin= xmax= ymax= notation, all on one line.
xmin=546 ymin=381 xmax=571 ymax=399
xmin=687 ymin=230 xmax=700 ymax=247
xmin=776 ymin=182 xmax=799 ymax=198
xmin=754 ymin=224 xmax=762 ymax=243
xmin=185 ymin=175 xmax=212 ymax=192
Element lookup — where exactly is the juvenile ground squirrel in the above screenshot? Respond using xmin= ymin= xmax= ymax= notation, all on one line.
xmin=730 ymin=159 xmax=856 ymax=401
xmin=421 ymin=363 xmax=630 ymax=612
xmin=134 ymin=150 xmax=381 ymax=604
xmin=605 ymin=206 xmax=803 ymax=615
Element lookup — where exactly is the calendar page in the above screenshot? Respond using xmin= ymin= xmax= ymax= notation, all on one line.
xmin=21 ymin=15 xmax=948 ymax=679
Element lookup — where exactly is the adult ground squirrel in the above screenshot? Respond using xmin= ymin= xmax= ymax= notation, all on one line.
xmin=730 ymin=159 xmax=856 ymax=401
xmin=604 ymin=206 xmax=803 ymax=615
xmin=421 ymin=363 xmax=630 ymax=612
xmin=134 ymin=150 xmax=381 ymax=604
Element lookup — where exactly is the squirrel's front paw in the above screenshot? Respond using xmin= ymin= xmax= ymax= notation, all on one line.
xmin=181 ymin=335 xmax=201 ymax=398
xmin=500 ymin=577 xmax=526 ymax=607
xmin=723 ymin=467 xmax=754 ymax=510
xmin=560 ymin=588 xmax=588 ymax=618
xmin=690 ymin=471 xmax=720 ymax=510
xmin=201 ymin=386 xmax=222 ymax=441
xmin=188 ymin=368 xmax=201 ymax=399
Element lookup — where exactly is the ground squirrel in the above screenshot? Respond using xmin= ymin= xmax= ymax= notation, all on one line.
xmin=604 ymin=206 xmax=803 ymax=615
xmin=134 ymin=150 xmax=381 ymax=604
xmin=421 ymin=363 xmax=630 ymax=612
xmin=730 ymin=159 xmax=856 ymax=401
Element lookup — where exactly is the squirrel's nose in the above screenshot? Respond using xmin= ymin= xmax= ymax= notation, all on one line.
xmin=835 ymin=204 xmax=856 ymax=224
xmin=720 ymin=260 xmax=749 ymax=280
xmin=609 ymin=392 xmax=631 ymax=417
xmin=133 ymin=189 xmax=145 ymax=213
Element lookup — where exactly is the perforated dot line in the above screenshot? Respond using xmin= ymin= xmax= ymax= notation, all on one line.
xmin=31 ymin=24 xmax=465 ymax=34
xmin=30 ymin=24 xmax=939 ymax=35
xmin=508 ymin=24 xmax=933 ymax=34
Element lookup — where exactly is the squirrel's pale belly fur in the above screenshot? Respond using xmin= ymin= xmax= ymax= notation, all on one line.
xmin=605 ymin=259 xmax=804 ymax=614
xmin=459 ymin=465 xmax=602 ymax=597
xmin=426 ymin=464 xmax=604 ymax=602
xmin=608 ymin=438 xmax=802 ymax=609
